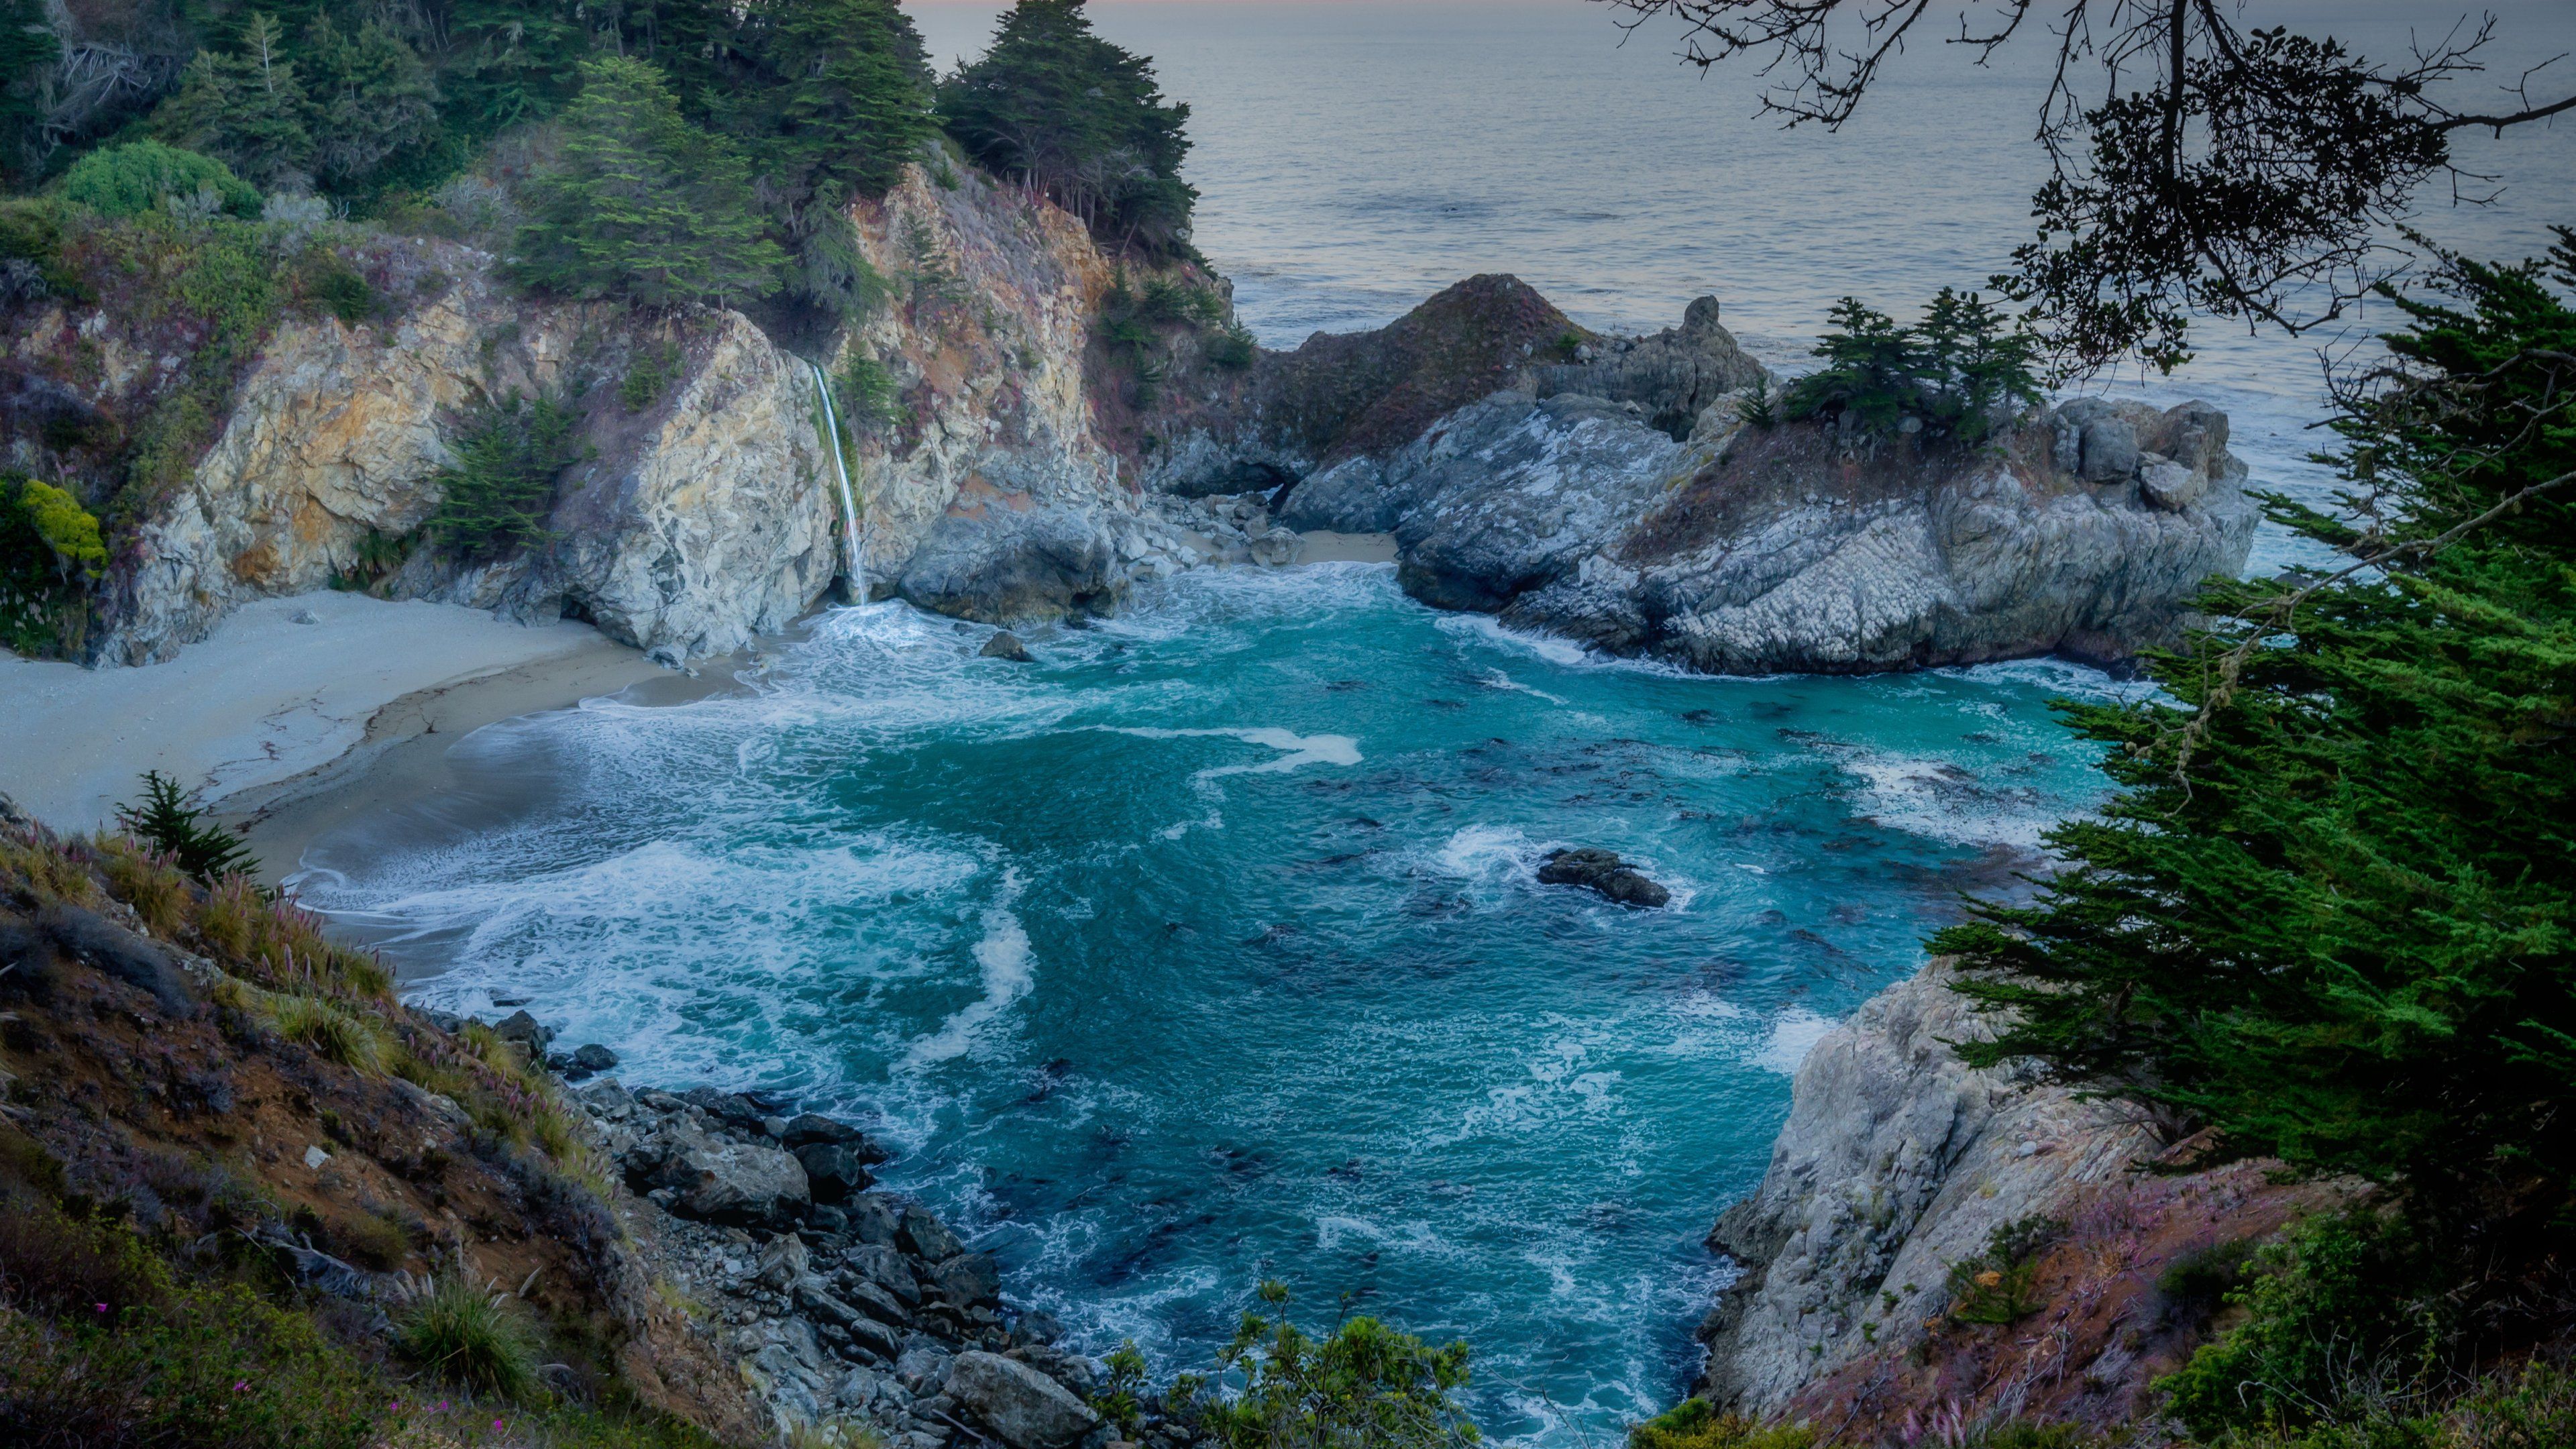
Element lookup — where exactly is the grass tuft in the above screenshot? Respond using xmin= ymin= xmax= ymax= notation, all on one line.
xmin=394 ymin=1271 xmax=542 ymax=1400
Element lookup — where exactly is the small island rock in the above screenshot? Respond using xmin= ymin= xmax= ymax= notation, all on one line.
xmin=1538 ymin=848 xmax=1671 ymax=908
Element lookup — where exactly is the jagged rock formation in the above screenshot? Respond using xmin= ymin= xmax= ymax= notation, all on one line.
xmin=1697 ymin=962 xmax=2343 ymax=1438
xmin=1144 ymin=283 xmax=2247 ymax=672
xmin=1143 ymin=273 xmax=1607 ymax=499
xmin=1699 ymin=961 xmax=2156 ymax=1414
xmin=1507 ymin=396 xmax=2257 ymax=672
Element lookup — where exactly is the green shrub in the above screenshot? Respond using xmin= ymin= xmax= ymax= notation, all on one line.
xmin=2159 ymin=1212 xmax=2451 ymax=1442
xmin=115 ymin=769 xmax=256 ymax=884
xmin=394 ymin=1272 xmax=541 ymax=1399
xmin=1945 ymin=1216 xmax=2064 ymax=1326
xmin=0 ymin=1200 xmax=384 ymax=1449
xmin=1207 ymin=321 xmax=1258 ymax=372
xmin=1627 ymin=1398 xmax=1813 ymax=1449
xmin=267 ymin=994 xmax=387 ymax=1073
xmin=619 ymin=340 xmax=683 ymax=412
xmin=60 ymin=140 xmax=263 ymax=219
xmin=2159 ymin=1238 xmax=2257 ymax=1308
xmin=295 ymin=250 xmax=377 ymax=325
xmin=425 ymin=393 xmax=581 ymax=560
xmin=1177 ymin=1281 xmax=1479 ymax=1449
xmin=836 ymin=347 xmax=907 ymax=433
xmin=1 ymin=474 xmax=101 ymax=657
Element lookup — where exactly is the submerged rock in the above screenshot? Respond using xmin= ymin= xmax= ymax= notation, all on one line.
xmin=1536 ymin=848 xmax=1671 ymax=909
xmin=979 ymin=630 xmax=1035 ymax=662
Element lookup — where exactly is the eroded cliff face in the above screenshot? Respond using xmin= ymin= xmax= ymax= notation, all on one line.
xmin=9 ymin=247 xmax=839 ymax=666
xmin=1701 ymin=963 xmax=2344 ymax=1438
xmin=835 ymin=164 xmax=1181 ymax=621
xmin=5 ymin=159 xmax=1182 ymax=669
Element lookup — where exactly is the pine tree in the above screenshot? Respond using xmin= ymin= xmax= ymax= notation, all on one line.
xmin=303 ymin=15 xmax=439 ymax=191
xmin=0 ymin=0 xmax=59 ymax=184
xmin=1933 ymin=229 xmax=2576 ymax=1240
xmin=737 ymin=0 xmax=936 ymax=201
xmin=150 ymin=13 xmax=316 ymax=193
xmin=117 ymin=769 xmax=258 ymax=883
xmin=938 ymin=0 xmax=1195 ymax=255
xmin=508 ymin=56 xmax=784 ymax=308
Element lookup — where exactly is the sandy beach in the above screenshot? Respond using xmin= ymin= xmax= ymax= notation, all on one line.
xmin=0 ymin=593 xmax=670 ymax=859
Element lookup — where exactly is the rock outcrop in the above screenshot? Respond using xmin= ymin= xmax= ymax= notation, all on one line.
xmin=1698 ymin=961 xmax=2156 ymax=1415
xmin=563 ymin=1072 xmax=1181 ymax=1448
xmin=1695 ymin=962 xmax=2345 ymax=1438
xmin=1146 ymin=284 xmax=2250 ymax=674
xmin=1506 ymin=395 xmax=2257 ymax=672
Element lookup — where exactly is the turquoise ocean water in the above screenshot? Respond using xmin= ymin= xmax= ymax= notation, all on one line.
xmin=305 ymin=570 xmax=2134 ymax=1437
xmin=303 ymin=3 xmax=2576 ymax=1438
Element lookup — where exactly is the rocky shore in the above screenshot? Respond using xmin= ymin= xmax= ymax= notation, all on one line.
xmin=450 ymin=1007 xmax=1177 ymax=1449
xmin=11 ymin=164 xmax=2254 ymax=683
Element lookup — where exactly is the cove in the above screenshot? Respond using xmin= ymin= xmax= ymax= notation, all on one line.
xmin=296 ymin=564 xmax=2133 ymax=1442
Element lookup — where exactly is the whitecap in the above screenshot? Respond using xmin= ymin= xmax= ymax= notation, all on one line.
xmin=901 ymin=870 xmax=1036 ymax=1071
xmin=1752 ymin=1008 xmax=1834 ymax=1075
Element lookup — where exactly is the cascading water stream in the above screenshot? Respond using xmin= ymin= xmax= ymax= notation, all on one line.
xmin=808 ymin=359 xmax=865 ymax=592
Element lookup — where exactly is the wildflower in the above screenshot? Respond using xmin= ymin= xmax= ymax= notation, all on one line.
xmin=234 ymin=1381 xmax=249 ymax=1393
xmin=94 ymin=1302 xmax=107 ymax=1312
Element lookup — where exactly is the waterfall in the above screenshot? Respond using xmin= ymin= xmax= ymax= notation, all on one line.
xmin=807 ymin=360 xmax=865 ymax=594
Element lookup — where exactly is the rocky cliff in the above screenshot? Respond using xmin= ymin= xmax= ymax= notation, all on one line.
xmin=1699 ymin=962 xmax=2344 ymax=1438
xmin=3 ymin=158 xmax=1187 ymax=668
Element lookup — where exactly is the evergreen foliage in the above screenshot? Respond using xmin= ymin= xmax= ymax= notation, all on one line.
xmin=0 ymin=0 xmax=57 ymax=183
xmin=58 ymin=140 xmax=261 ymax=219
xmin=150 ymin=14 xmax=317 ymax=192
xmin=939 ymin=0 xmax=1197 ymax=256
xmin=1933 ymin=230 xmax=2576 ymax=1232
xmin=508 ymin=58 xmax=783 ymax=308
xmin=2158 ymin=1210 xmax=2453 ymax=1442
xmin=1783 ymin=288 xmax=2041 ymax=444
xmin=1627 ymin=1400 xmax=1815 ymax=1449
xmin=115 ymin=769 xmax=258 ymax=883
xmin=1174 ymin=1281 xmax=1479 ymax=1449
xmin=424 ymin=392 xmax=580 ymax=559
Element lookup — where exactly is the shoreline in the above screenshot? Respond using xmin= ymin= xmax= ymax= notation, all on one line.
xmin=237 ymin=640 xmax=741 ymax=887
xmin=0 ymin=594 xmax=661 ymax=847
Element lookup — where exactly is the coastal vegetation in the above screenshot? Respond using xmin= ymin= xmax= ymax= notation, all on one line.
xmin=0 ymin=796 xmax=743 ymax=1446
xmin=0 ymin=0 xmax=1212 ymax=659
xmin=1780 ymin=288 xmax=2041 ymax=445
xmin=1931 ymin=231 xmax=2576 ymax=1441
xmin=939 ymin=0 xmax=1198 ymax=259
xmin=0 ymin=472 xmax=101 ymax=655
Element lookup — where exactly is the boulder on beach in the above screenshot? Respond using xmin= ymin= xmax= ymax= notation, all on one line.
xmin=1538 ymin=848 xmax=1671 ymax=909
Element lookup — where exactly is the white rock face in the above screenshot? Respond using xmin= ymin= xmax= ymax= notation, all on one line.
xmin=69 ymin=258 xmax=836 ymax=665
xmin=1697 ymin=962 xmax=2155 ymax=1415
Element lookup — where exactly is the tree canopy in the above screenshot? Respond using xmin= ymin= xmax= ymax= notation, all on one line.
xmin=1933 ymin=229 xmax=2576 ymax=1240
xmin=939 ymin=0 xmax=1197 ymax=256
xmin=508 ymin=56 xmax=784 ymax=309
xmin=1601 ymin=0 xmax=2576 ymax=375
